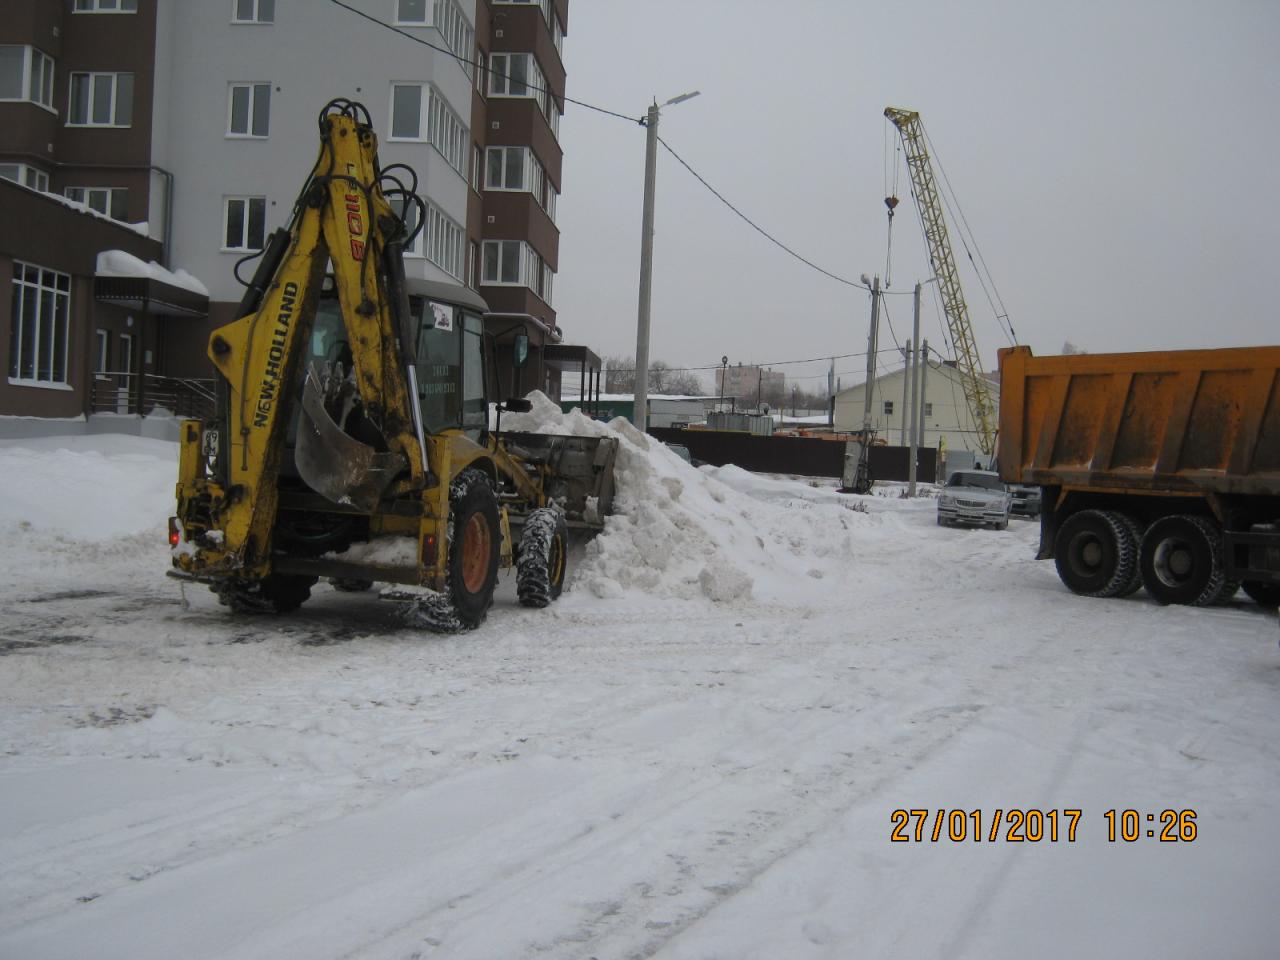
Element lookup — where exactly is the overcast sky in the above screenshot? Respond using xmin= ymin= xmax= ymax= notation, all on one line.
xmin=552 ymin=0 xmax=1279 ymax=392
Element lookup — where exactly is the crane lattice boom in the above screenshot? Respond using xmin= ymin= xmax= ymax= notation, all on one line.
xmin=884 ymin=106 xmax=996 ymax=457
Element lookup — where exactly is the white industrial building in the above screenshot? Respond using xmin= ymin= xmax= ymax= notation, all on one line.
xmin=833 ymin=358 xmax=999 ymax=458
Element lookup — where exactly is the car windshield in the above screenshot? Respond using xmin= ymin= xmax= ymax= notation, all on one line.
xmin=947 ymin=472 xmax=1005 ymax=492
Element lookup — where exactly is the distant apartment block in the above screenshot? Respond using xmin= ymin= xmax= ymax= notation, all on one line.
xmin=716 ymin=363 xmax=785 ymax=409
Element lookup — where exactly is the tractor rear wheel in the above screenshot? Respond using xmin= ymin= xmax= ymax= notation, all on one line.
xmin=445 ymin=469 xmax=500 ymax=628
xmin=517 ymin=507 xmax=569 ymax=608
xmin=1139 ymin=514 xmax=1224 ymax=606
xmin=1053 ymin=509 xmax=1137 ymax=598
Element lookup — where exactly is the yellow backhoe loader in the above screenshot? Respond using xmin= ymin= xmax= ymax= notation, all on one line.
xmin=168 ymin=100 xmax=616 ymax=628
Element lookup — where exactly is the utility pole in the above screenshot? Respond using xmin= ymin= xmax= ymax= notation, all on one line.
xmin=633 ymin=90 xmax=700 ymax=433
xmin=860 ymin=275 xmax=881 ymax=439
xmin=918 ymin=338 xmax=930 ymax=482
xmin=908 ymin=282 xmax=922 ymax=495
xmin=632 ymin=101 xmax=659 ymax=432
xmin=827 ymin=358 xmax=835 ymax=427
xmin=901 ymin=338 xmax=912 ymax=446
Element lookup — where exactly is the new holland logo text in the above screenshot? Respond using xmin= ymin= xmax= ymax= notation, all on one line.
xmin=252 ymin=281 xmax=298 ymax=427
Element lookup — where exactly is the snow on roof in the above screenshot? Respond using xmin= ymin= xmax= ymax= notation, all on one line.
xmin=96 ymin=250 xmax=209 ymax=298
xmin=33 ymin=185 xmax=151 ymax=237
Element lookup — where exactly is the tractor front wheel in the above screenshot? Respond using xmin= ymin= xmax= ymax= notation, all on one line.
xmin=517 ymin=507 xmax=569 ymax=608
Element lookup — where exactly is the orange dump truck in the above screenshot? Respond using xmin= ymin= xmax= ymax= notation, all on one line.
xmin=997 ymin=345 xmax=1280 ymax=608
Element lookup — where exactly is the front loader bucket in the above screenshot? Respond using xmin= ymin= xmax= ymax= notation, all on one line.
xmin=296 ymin=365 xmax=403 ymax=512
xmin=500 ymin=432 xmax=618 ymax=526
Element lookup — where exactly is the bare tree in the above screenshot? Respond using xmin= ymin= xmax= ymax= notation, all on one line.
xmin=603 ymin=356 xmax=705 ymax=396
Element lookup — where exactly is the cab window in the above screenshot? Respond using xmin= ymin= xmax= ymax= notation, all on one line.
xmin=416 ymin=303 xmax=461 ymax=434
xmin=461 ymin=312 xmax=485 ymax=437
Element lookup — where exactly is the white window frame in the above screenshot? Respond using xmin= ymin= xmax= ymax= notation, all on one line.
xmin=0 ymin=45 xmax=56 ymax=112
xmin=471 ymin=144 xmax=482 ymax=193
xmin=481 ymin=239 xmax=552 ymax=299
xmin=227 ymin=82 xmax=271 ymax=138
xmin=0 ymin=163 xmax=50 ymax=193
xmin=67 ymin=71 xmax=133 ymax=127
xmin=95 ymin=329 xmax=110 ymax=376
xmin=222 ymin=196 xmax=267 ymax=251
xmin=394 ymin=0 xmax=429 ymax=25
xmin=423 ymin=202 xmax=464 ymax=280
xmin=388 ymin=83 xmax=468 ymax=177
xmin=231 ymin=0 xmax=274 ymax=24
xmin=924 ymin=402 xmax=933 ymax=418
xmin=475 ymin=49 xmax=486 ymax=94
xmin=433 ymin=0 xmax=474 ymax=76
xmin=484 ymin=145 xmax=544 ymax=201
xmin=74 ymin=0 xmax=138 ymax=11
xmin=8 ymin=261 xmax=72 ymax=389
xmin=65 ymin=186 xmax=128 ymax=220
xmin=883 ymin=401 xmax=894 ymax=416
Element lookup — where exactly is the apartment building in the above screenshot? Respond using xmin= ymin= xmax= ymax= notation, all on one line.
xmin=0 ymin=0 xmax=208 ymax=436
xmin=716 ymin=363 xmax=785 ymax=410
xmin=2 ymin=0 xmax=586 ymax=436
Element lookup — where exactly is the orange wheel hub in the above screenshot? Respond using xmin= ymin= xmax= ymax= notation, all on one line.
xmin=460 ymin=513 xmax=491 ymax=594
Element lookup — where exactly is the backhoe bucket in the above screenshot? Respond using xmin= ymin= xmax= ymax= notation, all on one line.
xmin=296 ymin=364 xmax=403 ymax=512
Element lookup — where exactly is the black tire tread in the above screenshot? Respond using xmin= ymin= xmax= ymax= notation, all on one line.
xmin=516 ymin=507 xmax=568 ymax=608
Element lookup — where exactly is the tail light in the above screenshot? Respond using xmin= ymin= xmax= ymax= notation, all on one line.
xmin=168 ymin=517 xmax=181 ymax=547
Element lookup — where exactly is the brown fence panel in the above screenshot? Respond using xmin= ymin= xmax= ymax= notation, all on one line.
xmin=650 ymin=429 xmax=937 ymax=482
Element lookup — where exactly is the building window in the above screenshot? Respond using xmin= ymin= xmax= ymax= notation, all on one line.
xmin=66 ymin=186 xmax=128 ymax=220
xmin=8 ymin=262 xmax=71 ymax=386
xmin=471 ymin=144 xmax=482 ymax=193
xmin=489 ymin=52 xmax=543 ymax=100
xmin=475 ymin=49 xmax=486 ymax=94
xmin=481 ymin=239 xmax=552 ymax=299
xmin=68 ymin=72 xmax=133 ymax=127
xmin=0 ymin=46 xmax=55 ymax=111
xmin=552 ymin=14 xmax=563 ymax=55
xmin=395 ymin=0 xmax=428 ymax=23
xmin=389 ymin=84 xmax=467 ymax=176
xmin=228 ymin=83 xmax=271 ymax=137
xmin=424 ymin=203 xmax=464 ymax=279
xmin=482 ymin=240 xmax=521 ymax=285
xmin=0 ymin=163 xmax=50 ymax=192
xmin=884 ymin=401 xmax=894 ymax=416
xmin=924 ymin=402 xmax=933 ymax=417
xmin=434 ymin=0 xmax=474 ymax=75
xmin=484 ymin=146 xmax=545 ymax=207
xmin=467 ymin=240 xmax=478 ymax=288
xmin=74 ymin=0 xmax=138 ymax=10
xmin=223 ymin=196 xmax=266 ymax=250
xmin=232 ymin=0 xmax=274 ymax=23
xmin=95 ymin=329 xmax=110 ymax=374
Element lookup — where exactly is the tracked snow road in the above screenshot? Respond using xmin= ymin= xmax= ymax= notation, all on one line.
xmin=1 ymin=425 xmax=1278 ymax=959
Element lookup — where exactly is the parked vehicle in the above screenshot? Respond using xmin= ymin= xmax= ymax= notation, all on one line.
xmin=1009 ymin=484 xmax=1042 ymax=517
xmin=937 ymin=470 xmax=1011 ymax=529
xmin=998 ymin=344 xmax=1280 ymax=608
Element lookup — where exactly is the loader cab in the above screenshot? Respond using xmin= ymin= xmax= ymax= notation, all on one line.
xmin=405 ymin=278 xmax=491 ymax=442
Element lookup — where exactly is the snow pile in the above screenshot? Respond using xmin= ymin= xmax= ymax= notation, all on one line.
xmin=0 ymin=436 xmax=176 ymax=540
xmin=96 ymin=250 xmax=209 ymax=297
xmin=504 ymin=393 xmax=873 ymax=605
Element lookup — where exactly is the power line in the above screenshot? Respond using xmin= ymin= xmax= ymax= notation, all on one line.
xmin=326 ymin=0 xmax=637 ymax=123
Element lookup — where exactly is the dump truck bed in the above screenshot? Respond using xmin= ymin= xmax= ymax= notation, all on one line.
xmin=997 ymin=345 xmax=1280 ymax=497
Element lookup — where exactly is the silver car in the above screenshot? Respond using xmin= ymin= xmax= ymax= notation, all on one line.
xmin=937 ymin=470 xmax=1012 ymax=530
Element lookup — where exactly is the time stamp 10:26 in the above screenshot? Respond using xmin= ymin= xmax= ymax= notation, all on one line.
xmin=889 ymin=809 xmax=1199 ymax=843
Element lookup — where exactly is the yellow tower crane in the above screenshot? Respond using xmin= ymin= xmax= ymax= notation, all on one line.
xmin=884 ymin=106 xmax=997 ymax=457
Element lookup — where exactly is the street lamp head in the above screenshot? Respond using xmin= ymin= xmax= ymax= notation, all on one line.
xmin=860 ymin=274 xmax=871 ymax=287
xmin=664 ymin=90 xmax=701 ymax=107
xmin=721 ymin=355 xmax=728 ymax=365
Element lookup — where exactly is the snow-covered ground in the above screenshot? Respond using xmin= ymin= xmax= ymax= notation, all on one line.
xmin=2 ymin=414 xmax=1278 ymax=960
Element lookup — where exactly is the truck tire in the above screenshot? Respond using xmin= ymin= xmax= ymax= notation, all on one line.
xmin=1053 ymin=509 xmax=1137 ymax=598
xmin=1113 ymin=513 xmax=1145 ymax=597
xmin=1242 ymin=580 xmax=1280 ymax=609
xmin=445 ymin=468 xmax=500 ymax=628
xmin=1139 ymin=514 xmax=1224 ymax=606
xmin=517 ymin=507 xmax=569 ymax=608
xmin=213 ymin=573 xmax=317 ymax=614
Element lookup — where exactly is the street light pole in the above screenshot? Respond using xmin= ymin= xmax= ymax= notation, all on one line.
xmin=719 ymin=355 xmax=728 ymax=411
xmin=633 ymin=90 xmax=700 ymax=433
